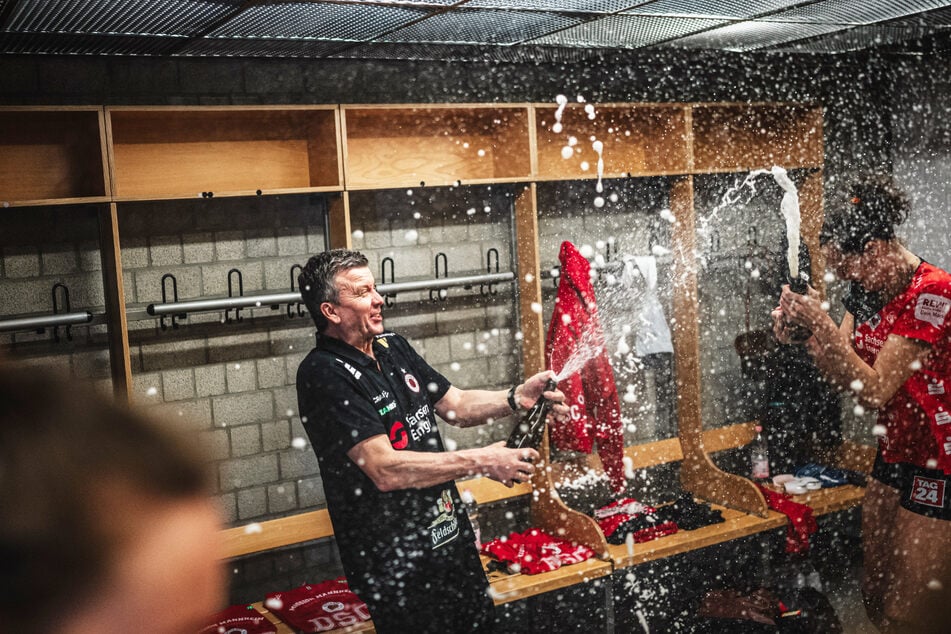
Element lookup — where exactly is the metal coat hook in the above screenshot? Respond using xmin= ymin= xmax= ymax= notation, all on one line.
xmin=226 ymin=268 xmax=244 ymax=323
xmin=381 ymin=257 xmax=396 ymax=307
xmin=710 ymin=229 xmax=721 ymax=253
xmin=430 ymin=252 xmax=448 ymax=302
xmin=747 ymin=226 xmax=759 ymax=246
xmin=481 ymin=248 xmax=500 ymax=296
xmin=160 ymin=273 xmax=186 ymax=330
xmin=51 ymin=282 xmax=72 ymax=342
xmin=605 ymin=239 xmax=615 ymax=263
xmin=287 ymin=264 xmax=306 ymax=318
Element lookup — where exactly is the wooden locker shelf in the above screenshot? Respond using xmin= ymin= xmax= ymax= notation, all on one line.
xmin=342 ymin=105 xmax=532 ymax=190
xmin=534 ymin=103 xmax=689 ymax=180
xmin=107 ymin=106 xmax=341 ymax=199
xmin=691 ymin=103 xmax=823 ymax=172
xmin=0 ymin=107 xmax=109 ymax=206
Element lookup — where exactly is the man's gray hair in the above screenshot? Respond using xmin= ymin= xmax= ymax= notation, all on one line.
xmin=298 ymin=249 xmax=369 ymax=333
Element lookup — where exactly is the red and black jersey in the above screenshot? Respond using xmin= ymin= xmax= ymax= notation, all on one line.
xmin=265 ymin=578 xmax=370 ymax=633
xmin=546 ymin=241 xmax=626 ymax=491
xmin=852 ymin=261 xmax=951 ymax=473
xmin=199 ymin=604 xmax=276 ymax=634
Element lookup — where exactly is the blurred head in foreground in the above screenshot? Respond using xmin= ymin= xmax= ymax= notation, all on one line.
xmin=0 ymin=363 xmax=225 ymax=634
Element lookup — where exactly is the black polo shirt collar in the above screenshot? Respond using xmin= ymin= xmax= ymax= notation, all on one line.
xmin=315 ymin=333 xmax=383 ymax=369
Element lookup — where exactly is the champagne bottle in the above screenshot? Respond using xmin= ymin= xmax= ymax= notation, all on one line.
xmin=785 ymin=274 xmax=812 ymax=343
xmin=505 ymin=379 xmax=558 ymax=450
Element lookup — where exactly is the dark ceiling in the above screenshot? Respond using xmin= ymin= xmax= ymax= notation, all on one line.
xmin=2 ymin=0 xmax=950 ymax=62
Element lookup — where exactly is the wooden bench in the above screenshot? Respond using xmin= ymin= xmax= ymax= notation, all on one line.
xmin=220 ymin=422 xmax=873 ymax=633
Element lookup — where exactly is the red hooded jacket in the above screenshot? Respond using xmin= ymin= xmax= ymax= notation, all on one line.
xmin=546 ymin=241 xmax=626 ymax=492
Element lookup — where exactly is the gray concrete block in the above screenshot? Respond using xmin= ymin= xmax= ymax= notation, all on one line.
xmin=268 ymin=328 xmax=314 ymax=358
xmin=134 ymin=266 xmax=202 ymax=304
xmin=120 ymin=237 xmax=150 ymax=270
xmin=279 ymin=448 xmax=319 ymax=480
xmin=264 ymin=256 xmax=306 ymax=291
xmin=182 ymin=232 xmax=216 ymax=264
xmin=214 ymin=230 xmax=246 ymax=262
xmin=220 ymin=454 xmax=279 ymax=491
xmin=437 ymin=357 xmax=489 ymax=390
xmin=226 ymin=360 xmax=258 ymax=393
xmin=230 ymin=424 xmax=262 ymax=457
xmin=449 ymin=331 xmax=477 ymax=360
xmin=199 ymin=428 xmax=231 ymax=462
xmin=245 ymin=61 xmax=305 ymax=94
xmin=140 ymin=337 xmax=208 ymax=372
xmin=149 ymin=234 xmax=184 ymax=267
xmin=70 ymin=349 xmax=112 ymax=380
xmin=217 ymin=492 xmax=237 ymax=524
xmin=201 ymin=261 xmax=264 ymax=296
xmin=161 ymin=368 xmax=196 ymax=401
xmin=305 ymin=226 xmax=327 ymax=255
xmin=246 ymin=228 xmax=278 ymax=258
xmin=271 ymin=385 xmax=299 ymax=420
xmin=179 ymin=60 xmax=245 ymax=94
xmin=419 ymin=334 xmax=451 ymax=364
xmin=40 ymin=245 xmax=78 ymax=276
xmin=153 ymin=399 xmax=214 ymax=431
xmin=77 ymin=241 xmax=102 ymax=272
xmin=195 ymin=364 xmax=227 ymax=398
xmin=130 ymin=371 xmax=164 ymax=406
xmin=2 ymin=246 xmax=39 ymax=278
xmin=296 ymin=475 xmax=326 ymax=509
xmin=261 ymin=419 xmax=291 ymax=452
xmin=237 ymin=486 xmax=268 ymax=520
xmin=276 ymin=228 xmax=308 ymax=257
xmin=267 ymin=483 xmax=298 ymax=514
xmin=213 ymin=391 xmax=274 ymax=427
xmin=207 ymin=330 xmax=271 ymax=363
xmin=256 ymin=356 xmax=287 ymax=389
xmin=363 ymin=228 xmax=392 ymax=249
xmin=435 ymin=305 xmax=488 ymax=334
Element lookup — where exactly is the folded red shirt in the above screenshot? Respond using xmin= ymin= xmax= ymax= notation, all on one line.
xmin=264 ymin=577 xmax=371 ymax=632
xmin=755 ymin=483 xmax=818 ymax=554
xmin=595 ymin=497 xmax=679 ymax=544
xmin=199 ymin=604 xmax=276 ymax=634
xmin=481 ymin=528 xmax=595 ymax=575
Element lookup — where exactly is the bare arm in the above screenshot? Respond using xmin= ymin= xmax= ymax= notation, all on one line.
xmin=779 ymin=285 xmax=930 ymax=408
xmin=347 ymin=435 xmax=539 ymax=492
xmin=434 ymin=370 xmax=568 ymax=427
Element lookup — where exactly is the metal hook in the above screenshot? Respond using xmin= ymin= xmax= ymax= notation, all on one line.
xmin=710 ymin=229 xmax=721 ymax=253
xmin=160 ymin=273 xmax=186 ymax=330
xmin=51 ymin=282 xmax=71 ymax=342
xmin=381 ymin=257 xmax=396 ymax=308
xmin=288 ymin=264 xmax=306 ymax=318
xmin=226 ymin=268 xmax=244 ymax=323
xmin=481 ymin=247 xmax=500 ymax=296
xmin=430 ymin=252 xmax=448 ymax=302
xmin=747 ymin=226 xmax=758 ymax=246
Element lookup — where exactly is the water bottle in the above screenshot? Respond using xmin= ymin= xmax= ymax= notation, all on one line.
xmin=751 ymin=424 xmax=770 ymax=482
xmin=460 ymin=489 xmax=481 ymax=550
xmin=505 ymin=379 xmax=558 ymax=450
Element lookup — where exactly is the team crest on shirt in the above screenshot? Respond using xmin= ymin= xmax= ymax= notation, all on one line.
xmin=404 ymin=372 xmax=420 ymax=393
xmin=322 ymin=602 xmax=345 ymax=613
xmin=388 ymin=421 xmax=409 ymax=449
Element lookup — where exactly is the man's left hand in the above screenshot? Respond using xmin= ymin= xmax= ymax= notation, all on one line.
xmin=515 ymin=370 xmax=569 ymax=422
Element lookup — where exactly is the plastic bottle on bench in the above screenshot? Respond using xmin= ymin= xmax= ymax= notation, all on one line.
xmin=751 ymin=425 xmax=770 ymax=483
xmin=461 ymin=489 xmax=481 ymax=550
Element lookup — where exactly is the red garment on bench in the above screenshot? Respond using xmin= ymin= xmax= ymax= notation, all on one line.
xmin=755 ymin=483 xmax=818 ymax=554
xmin=481 ymin=528 xmax=595 ymax=575
xmin=199 ymin=604 xmax=277 ymax=634
xmin=264 ymin=577 xmax=371 ymax=633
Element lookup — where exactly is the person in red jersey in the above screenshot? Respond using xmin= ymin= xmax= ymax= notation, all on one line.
xmin=774 ymin=173 xmax=951 ymax=633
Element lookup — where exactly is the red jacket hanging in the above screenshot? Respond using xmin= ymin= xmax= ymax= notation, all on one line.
xmin=546 ymin=240 xmax=626 ymax=492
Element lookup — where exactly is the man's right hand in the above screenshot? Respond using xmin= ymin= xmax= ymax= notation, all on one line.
xmin=479 ymin=441 xmax=539 ymax=488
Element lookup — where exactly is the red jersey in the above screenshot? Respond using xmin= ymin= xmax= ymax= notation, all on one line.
xmin=199 ymin=604 xmax=276 ymax=634
xmin=852 ymin=261 xmax=951 ymax=473
xmin=265 ymin=578 xmax=371 ymax=633
xmin=546 ymin=241 xmax=626 ymax=492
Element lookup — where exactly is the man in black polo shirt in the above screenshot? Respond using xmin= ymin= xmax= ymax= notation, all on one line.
xmin=295 ymin=249 xmax=565 ymax=633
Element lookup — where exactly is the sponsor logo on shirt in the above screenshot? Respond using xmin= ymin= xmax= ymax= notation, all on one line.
xmin=335 ymin=359 xmax=362 ymax=380
xmin=915 ymin=293 xmax=950 ymax=328
xmin=407 ymin=403 xmax=434 ymax=441
xmin=372 ymin=390 xmax=390 ymax=404
xmin=404 ymin=372 xmax=420 ymax=393
xmin=378 ymin=401 xmax=397 ymax=416
xmin=867 ymin=314 xmax=882 ymax=330
xmin=936 ymin=410 xmax=951 ymax=426
xmin=944 ymin=436 xmax=951 ymax=455
xmin=928 ymin=381 xmax=946 ymax=396
xmin=428 ymin=489 xmax=460 ymax=549
xmin=910 ymin=475 xmax=946 ymax=508
xmin=388 ymin=421 xmax=409 ymax=449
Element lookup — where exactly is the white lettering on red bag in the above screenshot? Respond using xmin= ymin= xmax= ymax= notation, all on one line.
xmin=910 ymin=475 xmax=946 ymax=508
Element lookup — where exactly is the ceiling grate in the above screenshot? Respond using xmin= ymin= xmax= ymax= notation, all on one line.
xmin=378 ymin=9 xmax=584 ymax=45
xmin=531 ymin=14 xmax=726 ymax=48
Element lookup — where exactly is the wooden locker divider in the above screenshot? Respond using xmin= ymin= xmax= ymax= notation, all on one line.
xmin=327 ymin=192 xmax=352 ymax=250
xmin=669 ymin=175 xmax=768 ymax=517
xmin=98 ymin=202 xmax=132 ymax=402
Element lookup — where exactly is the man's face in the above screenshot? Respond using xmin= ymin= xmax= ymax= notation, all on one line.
xmin=328 ymin=266 xmax=385 ymax=340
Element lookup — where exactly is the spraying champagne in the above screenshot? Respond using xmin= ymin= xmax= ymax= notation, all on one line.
xmin=506 ymin=379 xmax=558 ymax=450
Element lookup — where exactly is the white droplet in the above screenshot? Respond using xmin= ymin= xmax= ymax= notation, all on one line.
xmin=651 ymin=245 xmax=671 ymax=256
xmin=530 ymin=302 xmax=543 ymax=314
xmin=580 ymin=161 xmax=590 ymax=171
xmin=514 ymin=331 xmax=524 ymax=340
xmin=484 ymin=206 xmax=491 ymax=213
xmin=552 ymin=122 xmax=563 ymax=134
xmin=524 ymin=273 xmax=535 ymax=283
xmin=744 ymin=260 xmax=753 ymax=270
xmin=872 ymin=423 xmax=886 ymax=436
xmin=406 ymin=189 xmax=413 ymax=196
xmin=592 ymin=140 xmax=603 ymax=153
xmin=820 ymin=301 xmax=831 ymax=311
xmin=576 ymin=95 xmax=585 ymax=103
xmin=462 ymin=142 xmax=470 ymax=149
xmin=463 ymin=341 xmax=473 ymax=350
xmin=428 ymin=382 xmax=438 ymax=393
xmin=854 ymin=404 xmax=866 ymax=416
xmin=579 ymin=244 xmax=595 ymax=258
xmin=593 ymin=196 xmax=605 ymax=208
xmin=477 ymin=149 xmax=486 ymax=157
xmin=146 ymin=386 xmax=158 ymax=397
xmin=659 ymin=208 xmax=676 ymax=223
xmin=285 ymin=408 xmax=295 ymax=417
xmin=927 ymin=579 xmax=943 ymax=591
xmin=567 ymin=136 xmax=578 ymax=146
xmin=245 ymin=523 xmax=263 ymax=535
xmin=445 ymin=437 xmax=458 ymax=450
xmin=561 ymin=145 xmax=574 ymax=159
xmin=927 ymin=458 xmax=938 ymax=469
xmin=609 ymin=192 xmax=619 ymax=203
xmin=404 ymin=229 xmax=418 ymax=242
xmin=450 ymin=362 xmax=461 ymax=371
xmin=823 ymin=271 xmax=836 ymax=283
xmin=352 ymin=229 xmax=365 ymax=240
xmin=850 ymin=379 xmax=864 ymax=392
xmin=616 ymin=337 xmax=630 ymax=356
xmin=291 ymin=437 xmax=307 ymax=449
xmin=476 ymin=343 xmax=487 ymax=353
xmin=265 ymin=597 xmax=283 ymax=610
xmin=561 ymin=314 xmax=572 ymax=325
xmin=466 ymin=207 xmax=476 ymax=216
xmin=555 ymin=94 xmax=568 ymax=105
xmin=413 ymin=211 xmax=421 ymax=220
xmin=909 ymin=359 xmax=922 ymax=371
xmin=750 ymin=269 xmax=760 ymax=279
